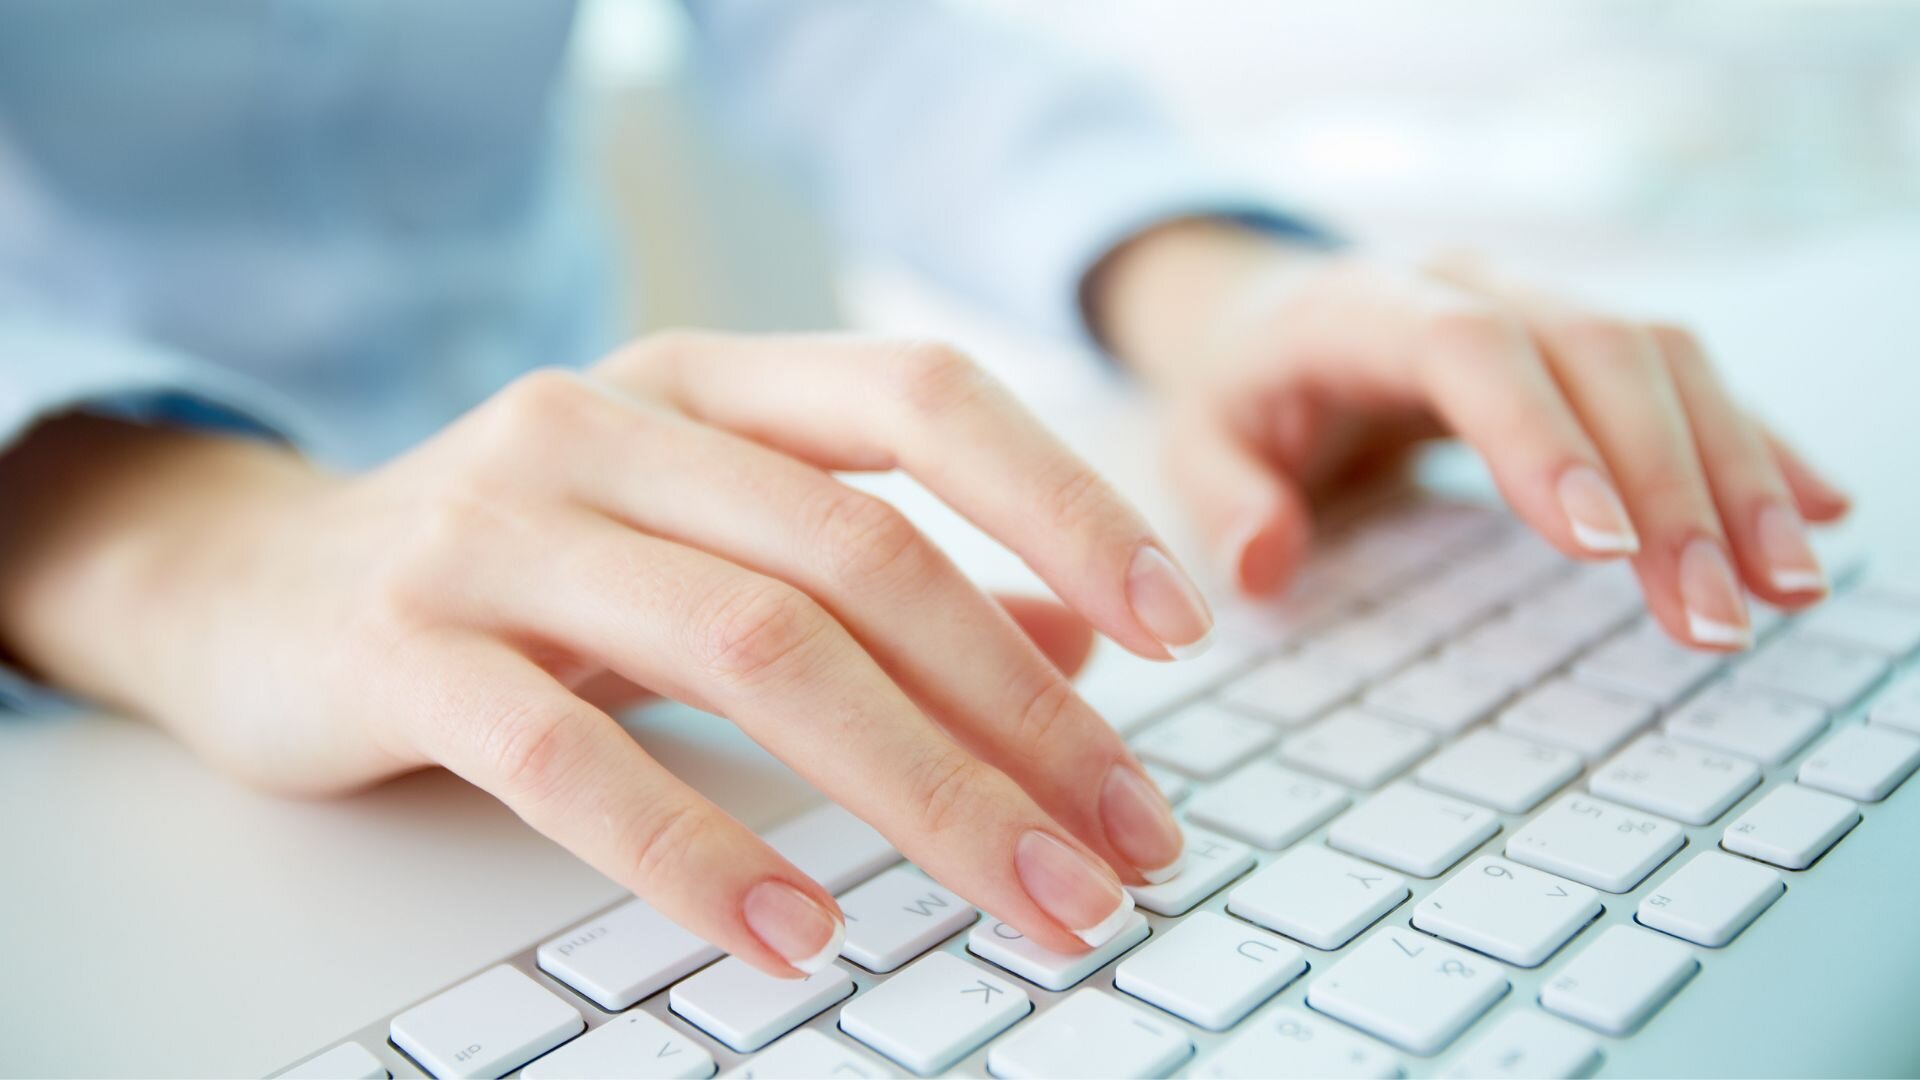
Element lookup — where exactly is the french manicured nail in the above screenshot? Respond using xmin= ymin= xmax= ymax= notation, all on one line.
xmin=1557 ymin=465 xmax=1639 ymax=555
xmin=1100 ymin=765 xmax=1185 ymax=884
xmin=1128 ymin=544 xmax=1214 ymax=659
xmin=1679 ymin=538 xmax=1751 ymax=648
xmin=1756 ymin=503 xmax=1826 ymax=595
xmin=743 ymin=880 xmax=843 ymax=975
xmin=1015 ymin=830 xmax=1134 ymax=947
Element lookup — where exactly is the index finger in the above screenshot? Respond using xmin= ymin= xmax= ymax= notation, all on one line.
xmin=600 ymin=332 xmax=1213 ymax=662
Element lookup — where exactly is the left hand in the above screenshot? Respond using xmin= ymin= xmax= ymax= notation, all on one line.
xmin=1089 ymin=220 xmax=1851 ymax=650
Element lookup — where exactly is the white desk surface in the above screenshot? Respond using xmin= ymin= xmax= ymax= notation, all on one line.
xmin=2 ymin=221 xmax=1917 ymax=1077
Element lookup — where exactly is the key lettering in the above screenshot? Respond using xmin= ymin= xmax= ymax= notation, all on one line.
xmin=961 ymin=980 xmax=1004 ymax=1004
xmin=1237 ymin=939 xmax=1278 ymax=962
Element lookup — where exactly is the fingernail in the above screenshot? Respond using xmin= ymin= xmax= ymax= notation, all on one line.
xmin=1756 ymin=503 xmax=1826 ymax=595
xmin=1015 ymin=830 xmax=1134 ymax=947
xmin=1557 ymin=465 xmax=1639 ymax=555
xmin=1100 ymin=765 xmax=1185 ymax=884
xmin=1679 ymin=538 xmax=1751 ymax=648
xmin=1127 ymin=544 xmax=1214 ymax=659
xmin=743 ymin=880 xmax=844 ymax=975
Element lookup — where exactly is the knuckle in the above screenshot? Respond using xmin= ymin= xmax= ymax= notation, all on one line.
xmin=371 ymin=493 xmax=500 ymax=618
xmin=690 ymin=580 xmax=830 ymax=684
xmin=476 ymin=696 xmax=580 ymax=806
xmin=909 ymin=752 xmax=994 ymax=838
xmin=489 ymin=367 xmax=602 ymax=443
xmin=1419 ymin=308 xmax=1526 ymax=366
xmin=1553 ymin=316 xmax=1654 ymax=372
xmin=890 ymin=339 xmax=991 ymax=417
xmin=622 ymin=801 xmax=710 ymax=887
xmin=1011 ymin=675 xmax=1082 ymax=759
xmin=606 ymin=328 xmax=716 ymax=381
xmin=809 ymin=487 xmax=930 ymax=588
xmin=1038 ymin=463 xmax=1111 ymax=530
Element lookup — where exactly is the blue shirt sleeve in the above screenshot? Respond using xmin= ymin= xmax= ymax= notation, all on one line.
xmin=682 ymin=0 xmax=1335 ymax=351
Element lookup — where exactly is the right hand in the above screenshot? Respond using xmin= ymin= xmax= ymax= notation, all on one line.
xmin=0 ymin=333 xmax=1204 ymax=977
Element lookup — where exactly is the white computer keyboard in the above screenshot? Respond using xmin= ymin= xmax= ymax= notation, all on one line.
xmin=279 ymin=497 xmax=1920 ymax=1079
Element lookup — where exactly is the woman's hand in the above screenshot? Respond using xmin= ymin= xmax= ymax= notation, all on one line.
xmin=1090 ymin=221 xmax=1851 ymax=649
xmin=0 ymin=333 xmax=1209 ymax=976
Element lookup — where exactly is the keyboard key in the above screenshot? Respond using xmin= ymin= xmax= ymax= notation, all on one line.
xmin=1126 ymin=827 xmax=1255 ymax=916
xmin=1499 ymin=678 xmax=1654 ymax=760
xmin=1589 ymin=734 xmax=1762 ymax=826
xmin=1134 ymin=703 xmax=1277 ymax=779
xmin=721 ymin=1029 xmax=892 ymax=1079
xmin=765 ymin=802 xmax=901 ymax=895
xmin=1363 ymin=657 xmax=1514 ymax=735
xmin=1798 ymin=723 xmax=1920 ymax=801
xmin=837 ymin=952 xmax=1029 ymax=1075
xmin=1664 ymin=683 xmax=1827 ymax=767
xmin=1280 ymin=708 xmax=1435 ymax=790
xmin=1228 ymin=844 xmax=1409 ymax=950
xmin=1416 ymin=728 xmax=1582 ymax=813
xmin=1735 ymin=631 xmax=1888 ymax=710
xmin=1143 ymin=764 xmax=1191 ymax=806
xmin=836 ymin=866 xmax=978 ymax=973
xmin=1194 ymin=1005 xmax=1401 ymax=1079
xmin=1215 ymin=652 xmax=1363 ymax=727
xmin=280 ymin=1043 xmax=388 ymax=1080
xmin=1722 ymin=783 xmax=1861 ymax=870
xmin=1506 ymin=794 xmax=1683 ymax=892
xmin=1541 ymin=925 xmax=1697 ymax=1036
xmin=669 ymin=958 xmax=853 ymax=1053
xmin=1305 ymin=611 xmax=1437 ymax=679
xmin=1114 ymin=911 xmax=1305 ymax=1030
xmin=1328 ymin=782 xmax=1499 ymax=878
xmin=389 ymin=965 xmax=584 ymax=1079
xmin=986 ymin=989 xmax=1192 ymax=1079
xmin=1513 ymin=564 xmax=1646 ymax=643
xmin=521 ymin=1010 xmax=714 ymax=1080
xmin=1306 ymin=926 xmax=1510 ymax=1055
xmin=967 ymin=911 xmax=1149 ymax=992
xmin=1444 ymin=613 xmax=1586 ymax=687
xmin=1186 ymin=758 xmax=1350 ymax=849
xmin=538 ymin=899 xmax=722 ymax=1011
xmin=1636 ymin=850 xmax=1783 ymax=947
xmin=1441 ymin=1011 xmax=1601 ymax=1080
xmin=1574 ymin=622 xmax=1723 ymax=706
xmin=1412 ymin=855 xmax=1602 ymax=967
xmin=1796 ymin=591 xmax=1920 ymax=656
xmin=1869 ymin=673 xmax=1920 ymax=735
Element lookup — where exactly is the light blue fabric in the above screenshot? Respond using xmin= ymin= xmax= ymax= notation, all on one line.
xmin=0 ymin=0 xmax=1324 ymax=710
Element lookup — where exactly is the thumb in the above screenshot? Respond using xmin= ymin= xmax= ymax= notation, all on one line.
xmin=1167 ymin=403 xmax=1314 ymax=597
xmin=993 ymin=593 xmax=1097 ymax=678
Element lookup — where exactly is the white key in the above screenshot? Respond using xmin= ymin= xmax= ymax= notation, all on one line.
xmin=1498 ymin=678 xmax=1654 ymax=761
xmin=1126 ymin=826 xmax=1255 ymax=917
xmin=837 ymin=952 xmax=1029 ymax=1075
xmin=1215 ymin=652 xmax=1363 ymax=727
xmin=1589 ymin=734 xmax=1761 ymax=825
xmin=1306 ymin=926 xmax=1509 ymax=1055
xmin=668 ymin=958 xmax=853 ymax=1053
xmin=835 ymin=866 xmax=977 ymax=973
xmin=967 ymin=911 xmax=1149 ymax=992
xmin=1636 ymin=849 xmax=1783 ymax=947
xmin=1516 ymin=564 xmax=1646 ymax=641
xmin=538 ymin=899 xmax=721 ymax=1011
xmin=1722 ymin=783 xmax=1861 ymax=870
xmin=986 ymin=989 xmax=1192 ymax=1080
xmin=1506 ymin=793 xmax=1683 ymax=893
xmin=521 ymin=1010 xmax=715 ymax=1080
xmin=1416 ymin=728 xmax=1582 ymax=813
xmin=722 ymin=1030 xmax=893 ymax=1079
xmin=1228 ymin=844 xmax=1409 ymax=950
xmin=1573 ymin=622 xmax=1723 ymax=706
xmin=389 ymin=965 xmax=583 ymax=1079
xmin=1871 ymin=672 xmax=1920 ymax=735
xmin=1235 ymin=567 xmax=1362 ymax=647
xmin=1441 ymin=1011 xmax=1601 ymax=1080
xmin=1735 ymin=631 xmax=1889 ymax=710
xmin=1280 ymin=707 xmax=1435 ymax=790
xmin=1541 ymin=925 xmax=1697 ymax=1036
xmin=1363 ymin=657 xmax=1513 ymax=735
xmin=765 ymin=802 xmax=900 ymax=894
xmin=1796 ymin=591 xmax=1920 ymax=656
xmin=1664 ymin=683 xmax=1827 ymax=767
xmin=1134 ymin=702 xmax=1276 ymax=779
xmin=1443 ymin=614 xmax=1584 ymax=688
xmin=1412 ymin=856 xmax=1601 ymax=967
xmin=1799 ymin=723 xmax=1920 ymax=801
xmin=1186 ymin=758 xmax=1349 ymax=849
xmin=1328 ymin=782 xmax=1499 ymax=878
xmin=1306 ymin=611 xmax=1437 ymax=679
xmin=280 ymin=1043 xmax=388 ymax=1080
xmin=1114 ymin=911 xmax=1305 ymax=1031
xmin=1392 ymin=575 xmax=1507 ymax=642
xmin=1143 ymin=764 xmax=1191 ymax=806
xmin=1194 ymin=1005 xmax=1401 ymax=1079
